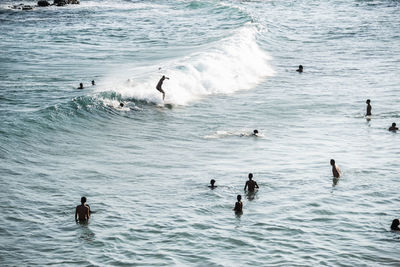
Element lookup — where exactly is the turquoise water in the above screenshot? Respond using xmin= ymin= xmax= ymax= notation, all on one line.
xmin=1 ymin=0 xmax=400 ymax=265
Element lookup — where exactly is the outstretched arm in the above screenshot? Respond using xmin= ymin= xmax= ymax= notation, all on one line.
xmin=244 ymin=181 xmax=248 ymax=191
xmin=75 ymin=207 xmax=78 ymax=222
xmin=255 ymin=182 xmax=259 ymax=189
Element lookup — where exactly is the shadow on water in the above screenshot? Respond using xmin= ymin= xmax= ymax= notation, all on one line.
xmin=245 ymin=191 xmax=257 ymax=201
xmin=332 ymin=177 xmax=340 ymax=187
xmin=77 ymin=222 xmax=95 ymax=242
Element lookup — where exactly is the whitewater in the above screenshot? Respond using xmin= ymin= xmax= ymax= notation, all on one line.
xmin=1 ymin=0 xmax=400 ymax=266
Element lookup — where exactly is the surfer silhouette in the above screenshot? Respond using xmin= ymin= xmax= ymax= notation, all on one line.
xmin=156 ymin=75 xmax=169 ymax=100
xmin=296 ymin=65 xmax=303 ymax=73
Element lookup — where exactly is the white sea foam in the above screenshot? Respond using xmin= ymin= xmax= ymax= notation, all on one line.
xmin=98 ymin=25 xmax=274 ymax=105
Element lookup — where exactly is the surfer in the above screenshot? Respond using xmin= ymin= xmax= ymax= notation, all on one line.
xmin=330 ymin=159 xmax=341 ymax=178
xmin=389 ymin=123 xmax=398 ymax=132
xmin=296 ymin=65 xmax=303 ymax=73
xmin=244 ymin=173 xmax=259 ymax=192
xmin=208 ymin=179 xmax=217 ymax=189
xmin=75 ymin=196 xmax=90 ymax=223
xmin=366 ymin=99 xmax=372 ymax=116
xmin=156 ymin=75 xmax=169 ymax=100
xmin=91 ymin=80 xmax=95 ymax=86
xmin=391 ymin=219 xmax=400 ymax=231
xmin=233 ymin=195 xmax=243 ymax=213
xmin=252 ymin=130 xmax=259 ymax=136
xmin=78 ymin=83 xmax=84 ymax=89
xmin=120 ymin=103 xmax=124 ymax=108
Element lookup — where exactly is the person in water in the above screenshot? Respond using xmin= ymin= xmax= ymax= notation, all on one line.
xmin=330 ymin=159 xmax=341 ymax=178
xmin=78 ymin=83 xmax=84 ymax=89
xmin=391 ymin=219 xmax=400 ymax=231
xmin=244 ymin=173 xmax=259 ymax=192
xmin=208 ymin=179 xmax=217 ymax=189
xmin=156 ymin=75 xmax=169 ymax=100
xmin=366 ymin=99 xmax=372 ymax=116
xmin=252 ymin=129 xmax=259 ymax=136
xmin=75 ymin=196 xmax=90 ymax=223
xmin=296 ymin=65 xmax=303 ymax=73
xmin=91 ymin=80 xmax=95 ymax=86
xmin=233 ymin=195 xmax=243 ymax=213
xmin=120 ymin=102 xmax=124 ymax=108
xmin=389 ymin=122 xmax=398 ymax=132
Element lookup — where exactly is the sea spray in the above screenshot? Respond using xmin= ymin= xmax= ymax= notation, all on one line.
xmin=97 ymin=25 xmax=274 ymax=106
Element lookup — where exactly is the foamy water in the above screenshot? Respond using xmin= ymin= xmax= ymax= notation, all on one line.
xmin=1 ymin=0 xmax=400 ymax=266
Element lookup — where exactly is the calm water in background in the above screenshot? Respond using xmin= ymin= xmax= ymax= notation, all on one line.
xmin=1 ymin=0 xmax=400 ymax=265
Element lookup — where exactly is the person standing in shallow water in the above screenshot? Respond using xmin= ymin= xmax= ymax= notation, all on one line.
xmin=75 ymin=197 xmax=90 ymax=223
xmin=233 ymin=195 xmax=243 ymax=213
xmin=244 ymin=173 xmax=259 ymax=192
xmin=156 ymin=75 xmax=169 ymax=100
xmin=330 ymin=159 xmax=341 ymax=178
xmin=366 ymin=99 xmax=372 ymax=116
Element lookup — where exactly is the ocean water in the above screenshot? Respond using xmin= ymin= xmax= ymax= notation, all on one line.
xmin=1 ymin=0 xmax=400 ymax=265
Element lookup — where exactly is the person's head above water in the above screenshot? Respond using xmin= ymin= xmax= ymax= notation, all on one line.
xmin=391 ymin=219 xmax=400 ymax=230
xmin=120 ymin=103 xmax=124 ymax=107
xmin=210 ymin=179 xmax=215 ymax=186
xmin=79 ymin=83 xmax=83 ymax=89
xmin=253 ymin=129 xmax=258 ymax=135
xmin=392 ymin=123 xmax=396 ymax=127
xmin=366 ymin=99 xmax=371 ymax=104
xmin=330 ymin=159 xmax=335 ymax=166
xmin=91 ymin=80 xmax=95 ymax=86
xmin=296 ymin=65 xmax=303 ymax=72
xmin=237 ymin=195 xmax=242 ymax=202
xmin=248 ymin=173 xmax=253 ymax=180
xmin=81 ymin=196 xmax=86 ymax=204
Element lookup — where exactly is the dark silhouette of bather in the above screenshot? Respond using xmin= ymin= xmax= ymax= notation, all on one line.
xmin=233 ymin=195 xmax=243 ymax=213
xmin=75 ymin=196 xmax=90 ymax=223
xmin=296 ymin=65 xmax=303 ymax=73
xmin=389 ymin=123 xmax=398 ymax=132
xmin=208 ymin=179 xmax=217 ymax=189
xmin=244 ymin=173 xmax=259 ymax=192
xmin=391 ymin=219 xmax=400 ymax=231
xmin=366 ymin=99 xmax=372 ymax=116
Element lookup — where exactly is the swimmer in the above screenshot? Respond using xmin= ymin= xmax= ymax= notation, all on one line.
xmin=233 ymin=195 xmax=243 ymax=213
xmin=296 ymin=65 xmax=303 ymax=73
xmin=75 ymin=196 xmax=90 ymax=223
xmin=330 ymin=159 xmax=341 ymax=178
xmin=120 ymin=103 xmax=124 ymax=108
xmin=252 ymin=129 xmax=259 ymax=136
xmin=391 ymin=219 xmax=400 ymax=231
xmin=91 ymin=80 xmax=95 ymax=86
xmin=78 ymin=83 xmax=84 ymax=89
xmin=244 ymin=173 xmax=259 ymax=192
xmin=366 ymin=99 xmax=372 ymax=116
xmin=208 ymin=179 xmax=217 ymax=189
xmin=389 ymin=123 xmax=398 ymax=132
xmin=156 ymin=75 xmax=169 ymax=100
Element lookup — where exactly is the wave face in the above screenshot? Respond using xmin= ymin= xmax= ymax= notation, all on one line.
xmin=98 ymin=25 xmax=274 ymax=106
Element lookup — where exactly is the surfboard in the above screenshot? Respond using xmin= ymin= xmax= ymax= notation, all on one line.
xmin=164 ymin=103 xmax=173 ymax=109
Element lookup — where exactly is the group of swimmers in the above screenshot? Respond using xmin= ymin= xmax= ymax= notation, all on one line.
xmin=74 ymin=68 xmax=398 ymax=230
xmin=77 ymin=80 xmax=95 ymax=89
xmin=208 ymin=173 xmax=259 ymax=213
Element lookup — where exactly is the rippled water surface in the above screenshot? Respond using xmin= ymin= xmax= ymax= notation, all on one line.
xmin=1 ymin=0 xmax=400 ymax=266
